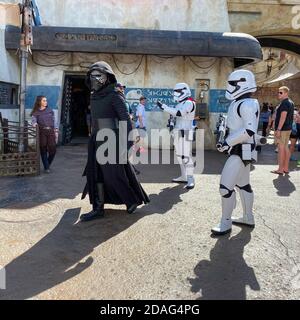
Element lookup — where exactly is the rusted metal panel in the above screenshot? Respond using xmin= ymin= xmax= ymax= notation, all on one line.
xmin=0 ymin=114 xmax=40 ymax=176
xmin=0 ymin=152 xmax=39 ymax=176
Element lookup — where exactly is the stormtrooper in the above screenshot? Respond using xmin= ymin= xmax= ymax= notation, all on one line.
xmin=211 ymin=69 xmax=260 ymax=235
xmin=157 ymin=83 xmax=196 ymax=189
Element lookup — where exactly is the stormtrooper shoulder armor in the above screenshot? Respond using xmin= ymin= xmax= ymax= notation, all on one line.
xmin=238 ymin=99 xmax=259 ymax=134
xmin=163 ymin=99 xmax=195 ymax=118
xmin=226 ymin=98 xmax=259 ymax=146
xmin=237 ymin=98 xmax=259 ymax=136
xmin=237 ymin=99 xmax=259 ymax=119
xmin=177 ymin=100 xmax=195 ymax=117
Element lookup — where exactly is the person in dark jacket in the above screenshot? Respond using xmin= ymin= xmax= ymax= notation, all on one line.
xmin=259 ymin=103 xmax=271 ymax=137
xmin=80 ymin=61 xmax=149 ymax=221
xmin=31 ymin=95 xmax=58 ymax=173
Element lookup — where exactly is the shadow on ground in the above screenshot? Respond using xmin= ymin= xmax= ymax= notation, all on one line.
xmin=273 ymin=175 xmax=296 ymax=196
xmin=0 ymin=146 xmax=192 ymax=209
xmin=188 ymin=228 xmax=260 ymax=300
xmin=0 ymin=185 xmax=187 ymax=300
xmin=1 ymin=143 xmax=298 ymax=208
xmin=0 ymin=146 xmax=88 ymax=209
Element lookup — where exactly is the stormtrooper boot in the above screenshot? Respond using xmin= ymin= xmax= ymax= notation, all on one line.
xmin=184 ymin=175 xmax=195 ymax=190
xmin=232 ymin=188 xmax=255 ymax=227
xmin=80 ymin=183 xmax=105 ymax=221
xmin=172 ymin=163 xmax=187 ymax=183
xmin=211 ymin=191 xmax=236 ymax=235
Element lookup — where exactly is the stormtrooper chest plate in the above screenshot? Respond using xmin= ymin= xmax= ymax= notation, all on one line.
xmin=177 ymin=101 xmax=195 ymax=120
xmin=174 ymin=100 xmax=195 ymax=130
xmin=227 ymin=101 xmax=244 ymax=132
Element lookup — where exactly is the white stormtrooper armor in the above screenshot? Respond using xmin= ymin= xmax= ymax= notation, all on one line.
xmin=211 ymin=70 xmax=260 ymax=235
xmin=158 ymin=83 xmax=196 ymax=189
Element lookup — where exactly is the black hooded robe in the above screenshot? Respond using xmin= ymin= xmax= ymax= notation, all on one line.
xmin=81 ymin=83 xmax=149 ymax=208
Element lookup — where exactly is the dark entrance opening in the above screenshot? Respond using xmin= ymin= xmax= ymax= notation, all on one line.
xmin=61 ymin=75 xmax=90 ymax=145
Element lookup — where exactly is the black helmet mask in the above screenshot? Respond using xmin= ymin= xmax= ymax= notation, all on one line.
xmin=90 ymin=70 xmax=108 ymax=92
xmin=86 ymin=61 xmax=117 ymax=92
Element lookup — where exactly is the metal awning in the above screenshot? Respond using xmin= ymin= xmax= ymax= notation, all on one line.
xmin=5 ymin=25 xmax=262 ymax=66
xmin=258 ymin=36 xmax=300 ymax=56
xmin=266 ymin=62 xmax=300 ymax=84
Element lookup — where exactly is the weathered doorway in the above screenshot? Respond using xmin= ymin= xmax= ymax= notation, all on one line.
xmin=61 ymin=75 xmax=90 ymax=144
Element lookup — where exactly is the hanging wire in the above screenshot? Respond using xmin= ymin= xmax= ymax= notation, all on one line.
xmin=31 ymin=50 xmax=220 ymax=78
xmin=150 ymin=55 xmax=180 ymax=64
xmin=79 ymin=62 xmax=97 ymax=69
xmin=112 ymin=54 xmax=145 ymax=75
xmin=31 ymin=52 xmax=97 ymax=68
xmin=78 ymin=52 xmax=98 ymax=61
xmin=155 ymin=55 xmax=176 ymax=59
xmin=38 ymin=52 xmax=69 ymax=58
xmin=188 ymin=57 xmax=217 ymax=69
xmin=150 ymin=55 xmax=170 ymax=64
xmin=31 ymin=53 xmax=79 ymax=68
xmin=113 ymin=54 xmax=144 ymax=64
xmin=77 ymin=52 xmax=112 ymax=63
xmin=193 ymin=57 xmax=219 ymax=63
xmin=187 ymin=60 xmax=216 ymax=74
xmin=35 ymin=52 xmax=70 ymax=65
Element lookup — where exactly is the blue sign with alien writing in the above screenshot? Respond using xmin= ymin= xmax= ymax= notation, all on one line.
xmin=209 ymin=89 xmax=231 ymax=113
xmin=124 ymin=87 xmax=195 ymax=112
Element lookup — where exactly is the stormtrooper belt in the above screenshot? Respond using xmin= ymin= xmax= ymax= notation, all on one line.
xmin=230 ymin=143 xmax=256 ymax=165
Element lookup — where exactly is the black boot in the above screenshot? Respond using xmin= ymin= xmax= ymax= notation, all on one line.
xmin=80 ymin=184 xmax=105 ymax=221
xmin=127 ymin=203 xmax=139 ymax=214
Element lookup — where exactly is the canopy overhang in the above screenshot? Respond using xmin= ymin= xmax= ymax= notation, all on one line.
xmin=5 ymin=25 xmax=262 ymax=67
xmin=258 ymin=36 xmax=300 ymax=56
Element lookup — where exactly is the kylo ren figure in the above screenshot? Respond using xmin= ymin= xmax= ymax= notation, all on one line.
xmin=81 ymin=61 xmax=149 ymax=221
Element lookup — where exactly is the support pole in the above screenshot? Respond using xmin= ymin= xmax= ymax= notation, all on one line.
xmin=18 ymin=0 xmax=32 ymax=152
xmin=19 ymin=47 xmax=28 ymax=152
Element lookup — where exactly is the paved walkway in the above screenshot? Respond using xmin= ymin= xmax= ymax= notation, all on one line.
xmin=0 ymin=142 xmax=299 ymax=299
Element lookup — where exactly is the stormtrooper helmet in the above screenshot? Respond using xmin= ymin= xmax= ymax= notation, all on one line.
xmin=86 ymin=61 xmax=117 ymax=92
xmin=225 ymin=69 xmax=257 ymax=100
xmin=173 ymin=83 xmax=191 ymax=103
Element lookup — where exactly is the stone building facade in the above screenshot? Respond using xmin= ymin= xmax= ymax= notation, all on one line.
xmin=1 ymin=0 xmax=262 ymax=148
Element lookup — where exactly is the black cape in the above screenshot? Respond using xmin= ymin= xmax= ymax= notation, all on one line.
xmin=81 ymin=84 xmax=149 ymax=207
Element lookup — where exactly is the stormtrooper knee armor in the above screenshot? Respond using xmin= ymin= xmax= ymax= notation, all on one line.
xmin=211 ymin=70 xmax=259 ymax=235
xmin=233 ymin=183 xmax=255 ymax=227
xmin=157 ymin=83 xmax=196 ymax=189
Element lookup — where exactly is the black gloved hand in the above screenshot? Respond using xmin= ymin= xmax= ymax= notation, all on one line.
xmin=216 ymin=141 xmax=231 ymax=153
xmin=157 ymin=100 xmax=164 ymax=110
